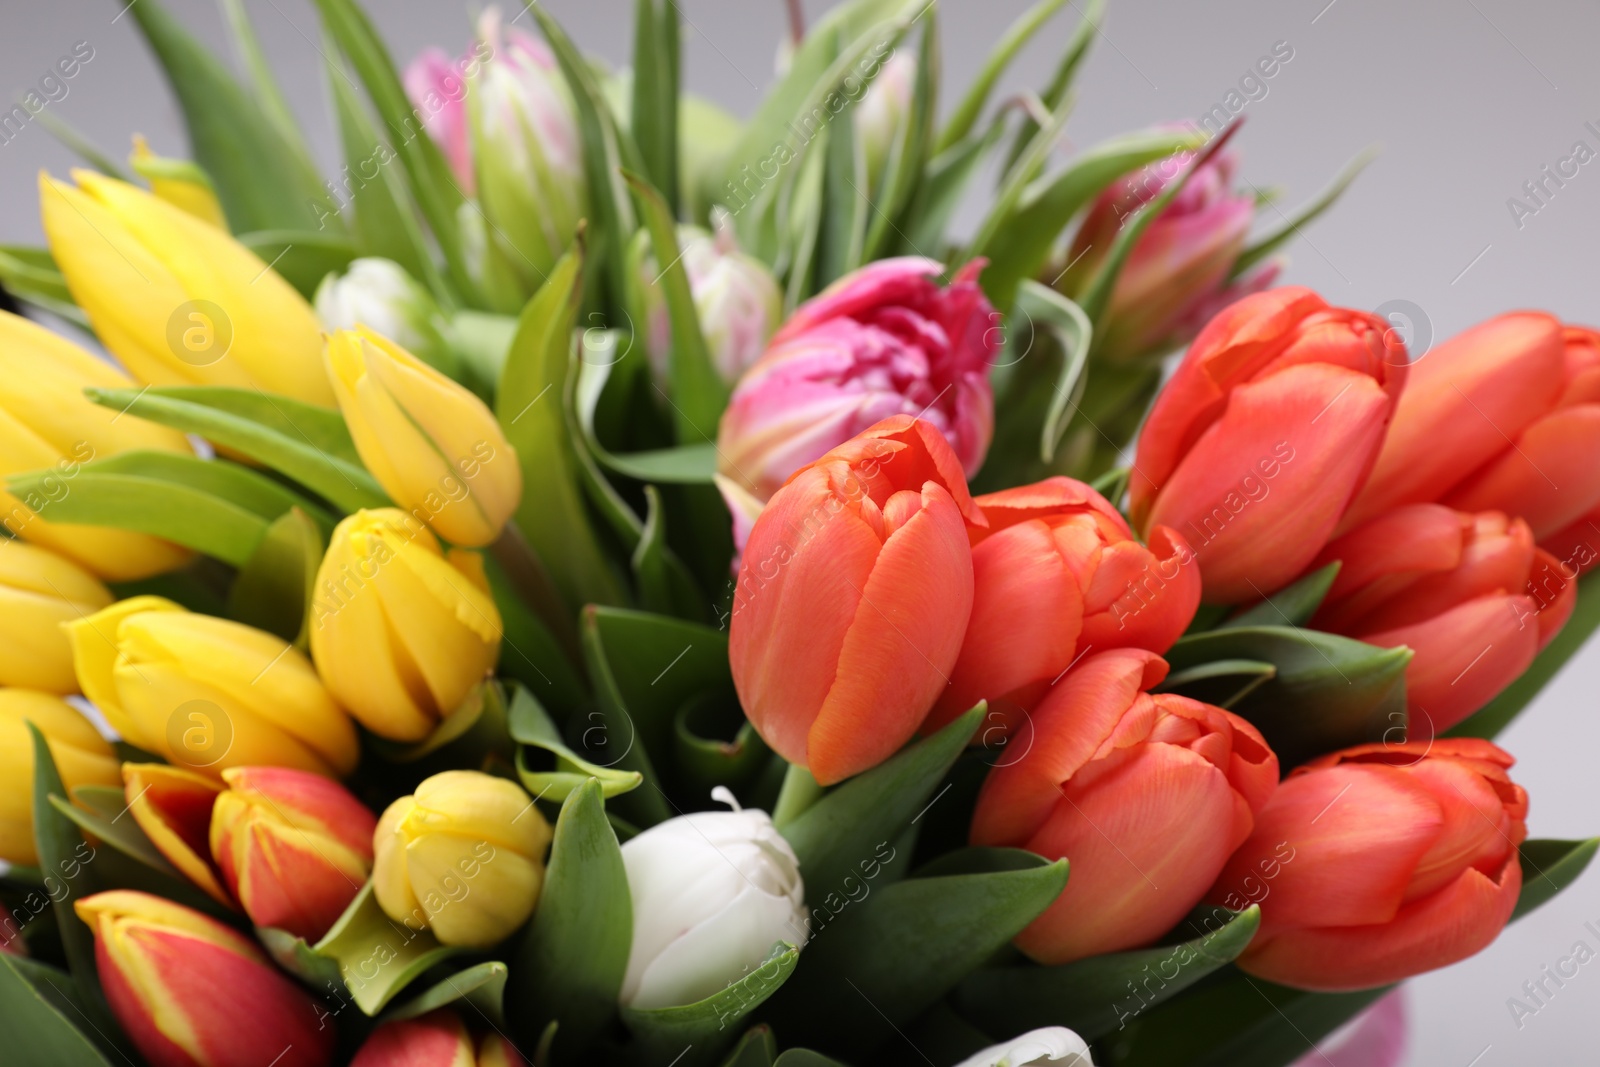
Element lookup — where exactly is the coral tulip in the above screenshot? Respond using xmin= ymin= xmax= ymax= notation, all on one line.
xmin=351 ymin=1009 xmax=524 ymax=1067
xmin=0 ymin=540 xmax=112 ymax=693
xmin=1214 ymin=739 xmax=1526 ymax=991
xmin=717 ymin=257 xmax=997 ymax=502
xmin=1310 ymin=505 xmax=1575 ymax=733
xmin=1345 ymin=315 xmax=1600 ymax=539
xmin=76 ymin=890 xmax=334 ymax=1067
xmin=927 ymin=476 xmax=1200 ymax=733
xmin=1541 ymin=504 xmax=1600 ymax=576
xmin=1129 ymin=287 xmax=1406 ymax=603
xmin=731 ymin=416 xmax=985 ymax=784
xmin=970 ymin=649 xmax=1278 ymax=964
xmin=0 ymin=689 xmax=119 ymax=866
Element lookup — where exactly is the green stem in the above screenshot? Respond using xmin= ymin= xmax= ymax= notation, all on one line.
xmin=490 ymin=522 xmax=582 ymax=666
xmin=773 ymin=763 xmax=824 ymax=828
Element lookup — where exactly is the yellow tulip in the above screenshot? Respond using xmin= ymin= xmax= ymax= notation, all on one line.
xmin=324 ymin=327 xmax=521 ymax=547
xmin=0 ymin=309 xmax=191 ymax=581
xmin=64 ymin=596 xmax=358 ymax=779
xmin=309 ymin=508 xmax=502 ymax=742
xmin=372 ymin=770 xmax=551 ymax=948
xmin=39 ymin=169 xmax=334 ymax=406
xmin=128 ymin=135 xmax=228 ymax=229
xmin=0 ymin=688 xmax=120 ymax=865
xmin=0 ymin=541 xmax=112 ymax=693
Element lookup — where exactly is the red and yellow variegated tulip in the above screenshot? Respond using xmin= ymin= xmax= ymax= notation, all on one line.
xmin=971 ymin=649 xmax=1278 ymax=964
xmin=1129 ymin=287 xmax=1406 ymax=604
xmin=1213 ymin=739 xmax=1526 ymax=991
xmin=928 ymin=476 xmax=1200 ymax=734
xmin=0 ymin=689 xmax=119 ymax=866
xmin=76 ymin=890 xmax=335 ymax=1067
xmin=351 ymin=1008 xmax=524 ymax=1067
xmin=1310 ymin=505 xmax=1576 ymax=733
xmin=122 ymin=764 xmax=230 ymax=907
xmin=730 ymin=416 xmax=986 ymax=784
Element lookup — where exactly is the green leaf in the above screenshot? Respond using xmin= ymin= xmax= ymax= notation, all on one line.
xmin=1513 ymin=838 xmax=1599 ymax=921
xmin=673 ymin=693 xmax=772 ymax=798
xmin=623 ymin=943 xmax=800 ymax=1064
xmin=0 ymin=954 xmax=114 ymax=1067
xmin=1221 ymin=562 xmax=1342 ymax=631
xmin=1163 ymin=626 xmax=1410 ymax=769
xmin=765 ymin=848 xmax=1068 ymax=1053
xmin=1015 ymin=281 xmax=1092 ymax=464
xmin=631 ymin=0 xmax=681 ymax=210
xmin=508 ymin=779 xmax=632 ymax=1055
xmin=84 ymin=384 xmax=382 ymax=513
xmin=1155 ymin=660 xmax=1277 ymax=710
xmin=998 ymin=0 xmax=1104 ymax=176
xmin=35 ymin=111 xmax=133 ymax=181
xmin=225 ymin=507 xmax=324 ymax=648
xmin=126 ymin=0 xmax=331 ymax=233
xmin=1231 ymin=146 xmax=1379 ymax=278
xmin=860 ymin=13 xmax=937 ymax=263
xmin=509 ymin=685 xmax=644 ymax=802
xmin=781 ymin=706 xmax=984 ymax=904
xmin=955 ymin=905 xmax=1260 ymax=1042
xmin=235 ymin=229 xmax=359 ymax=301
xmin=382 ymin=960 xmax=509 ymax=1030
xmin=936 ymin=0 xmax=1070 ymax=152
xmin=481 ymin=554 xmax=590 ymax=713
xmin=720 ymin=1026 xmax=778 ymax=1067
xmin=312 ymin=883 xmax=463 ymax=1015
xmin=217 ymin=0 xmax=317 ymax=166
xmin=818 ymin=94 xmax=866 ymax=286
xmin=0 ymin=245 xmax=88 ymax=328
xmin=902 ymin=121 xmax=1009 ymax=255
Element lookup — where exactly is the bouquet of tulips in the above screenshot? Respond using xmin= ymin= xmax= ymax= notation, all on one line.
xmin=2 ymin=0 xmax=1596 ymax=1065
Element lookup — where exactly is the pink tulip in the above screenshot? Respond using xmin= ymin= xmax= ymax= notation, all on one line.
xmin=717 ymin=257 xmax=998 ymax=502
xmin=1292 ymin=991 xmax=1409 ymax=1067
xmin=404 ymin=49 xmax=475 ymax=194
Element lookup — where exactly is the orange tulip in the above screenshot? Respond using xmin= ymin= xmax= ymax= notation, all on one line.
xmin=1310 ymin=505 xmax=1575 ymax=733
xmin=1345 ymin=316 xmax=1600 ymax=540
xmin=1129 ymin=287 xmax=1406 ymax=604
xmin=351 ymin=1008 xmax=524 ymax=1066
xmin=926 ymin=477 xmax=1200 ymax=734
xmin=1213 ymin=739 xmax=1525 ymax=991
xmin=730 ymin=415 xmax=985 ymax=784
xmin=76 ymin=890 xmax=334 ymax=1067
xmin=1541 ymin=503 xmax=1600 ymax=576
xmin=970 ymin=649 xmax=1278 ymax=964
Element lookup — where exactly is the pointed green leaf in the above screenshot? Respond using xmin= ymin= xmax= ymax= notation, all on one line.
xmin=720 ymin=1025 xmax=778 ymax=1067
xmin=0 ymin=954 xmax=114 ymax=1067
xmin=1513 ymin=838 xmax=1599 ymax=921
xmin=0 ymin=244 xmax=87 ymax=328
xmin=674 ymin=693 xmax=771 ymax=798
xmin=903 ymin=121 xmax=1009 ymax=253
xmin=1155 ymin=660 xmax=1277 ymax=710
xmin=509 ymin=685 xmax=643 ymax=802
xmin=860 ymin=12 xmax=937 ymax=262
xmin=936 ymin=0 xmax=1070 ymax=152
xmin=382 ymin=960 xmax=509 ymax=1029
xmin=1222 ymin=562 xmax=1342 ymax=631
xmin=818 ymin=95 xmax=866 ymax=286
xmin=1232 ymin=146 xmax=1379 ymax=277
xmin=218 ymin=0 xmax=317 ymax=166
xmin=1015 ymin=281 xmax=1092 ymax=464
xmin=226 ymin=507 xmax=324 ymax=647
xmin=35 ymin=111 xmax=133 ymax=181
xmin=312 ymin=883 xmax=462 ymax=1015
xmin=999 ymin=0 xmax=1104 ymax=175
xmin=631 ymin=0 xmax=681 ymax=209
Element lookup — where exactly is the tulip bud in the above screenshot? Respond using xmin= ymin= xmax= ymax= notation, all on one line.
xmin=403 ymin=50 xmax=476 ymax=194
xmin=0 ymin=309 xmax=191 ymax=581
xmin=953 ymin=1028 xmax=1095 ymax=1067
xmin=39 ymin=171 xmax=334 ymax=406
xmin=309 ymin=509 xmax=502 ymax=741
xmin=1213 ymin=739 xmax=1526 ymax=991
xmin=0 ymin=689 xmax=120 ymax=866
xmin=1056 ymin=137 xmax=1277 ymax=363
xmin=630 ymin=221 xmax=782 ymax=386
xmin=352 ymin=1009 xmax=525 ymax=1067
xmin=620 ymin=792 xmax=806 ymax=1010
xmin=210 ymin=767 xmax=377 ymax=941
xmin=325 ymin=327 xmax=522 ymax=548
xmin=856 ymin=52 xmax=916 ymax=190
xmin=373 ymin=771 xmax=551 ymax=948
xmin=927 ymin=477 xmax=1200 ymax=734
xmin=122 ymin=763 xmax=231 ymax=906
xmin=731 ymin=417 xmax=985 ymax=784
xmin=315 ymin=258 xmax=461 ymax=378
xmin=1129 ymin=287 xmax=1406 ymax=603
xmin=65 ymin=596 xmax=359 ymax=779
xmin=1347 ymin=317 xmax=1600 ymax=540
xmin=0 ymin=541 xmax=112 ymax=693
xmin=1309 ymin=505 xmax=1575 ymax=733
xmin=128 ymin=134 xmax=228 ymax=229
xmin=717 ymin=257 xmax=998 ymax=503
xmin=971 ymin=649 xmax=1278 ymax=964
xmin=76 ymin=890 xmax=334 ymax=1067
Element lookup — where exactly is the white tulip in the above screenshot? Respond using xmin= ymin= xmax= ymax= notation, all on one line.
xmin=314 ymin=258 xmax=457 ymax=375
xmin=953 ymin=1027 xmax=1096 ymax=1067
xmin=619 ymin=788 xmax=807 ymax=1010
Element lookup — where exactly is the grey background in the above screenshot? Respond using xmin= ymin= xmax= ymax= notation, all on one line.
xmin=3 ymin=0 xmax=1598 ymax=1063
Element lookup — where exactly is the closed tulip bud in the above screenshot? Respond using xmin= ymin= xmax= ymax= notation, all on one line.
xmin=39 ymin=171 xmax=334 ymax=406
xmin=630 ymin=221 xmax=782 ymax=386
xmin=0 ymin=309 xmax=191 ymax=581
xmin=620 ymin=792 xmax=806 ymax=1010
xmin=325 ymin=328 xmax=522 ymax=548
xmin=315 ymin=258 xmax=461 ymax=378
xmin=717 ymin=257 xmax=998 ymax=502
xmin=1346 ymin=316 xmax=1600 ymax=540
xmin=128 ymin=134 xmax=228 ymax=229
xmin=66 ymin=596 xmax=359 ymax=779
xmin=1129 ymin=287 xmax=1407 ymax=603
xmin=731 ymin=416 xmax=985 ymax=784
xmin=1213 ymin=739 xmax=1526 ymax=991
xmin=76 ymin=890 xmax=334 ymax=1067
xmin=1309 ymin=505 xmax=1575 ymax=733
xmin=971 ymin=649 xmax=1278 ymax=964
xmin=373 ymin=771 xmax=551 ymax=948
xmin=0 ymin=689 xmax=120 ymax=866
xmin=352 ymin=1009 xmax=525 ymax=1067
xmin=403 ymin=50 xmax=477 ymax=194
xmin=928 ymin=477 xmax=1201 ymax=734
xmin=310 ymin=509 xmax=502 ymax=741
xmin=0 ymin=541 xmax=111 ymax=693
xmin=856 ymin=52 xmax=916 ymax=189
xmin=954 ymin=1028 xmax=1095 ymax=1067
xmin=1057 ymin=137 xmax=1277 ymax=364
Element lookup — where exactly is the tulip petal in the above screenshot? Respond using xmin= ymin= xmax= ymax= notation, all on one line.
xmin=1078 ymin=527 xmax=1200 ymax=655
xmin=351 ymin=1010 xmax=475 ymax=1067
xmin=404 ymin=832 xmax=542 ymax=948
xmin=123 ymin=763 xmax=231 ymax=907
xmin=1446 ymin=404 xmax=1600 ymax=539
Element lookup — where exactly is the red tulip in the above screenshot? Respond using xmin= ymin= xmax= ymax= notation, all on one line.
xmin=1213 ymin=739 xmax=1526 ymax=991
xmin=75 ymin=890 xmax=334 ymax=1067
xmin=1541 ymin=504 xmax=1600 ymax=576
xmin=731 ymin=416 xmax=985 ymax=784
xmin=970 ymin=649 xmax=1278 ymax=964
xmin=926 ymin=477 xmax=1200 ymax=734
xmin=351 ymin=1009 xmax=524 ymax=1067
xmin=1310 ymin=505 xmax=1576 ymax=733
xmin=1129 ymin=287 xmax=1406 ymax=604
